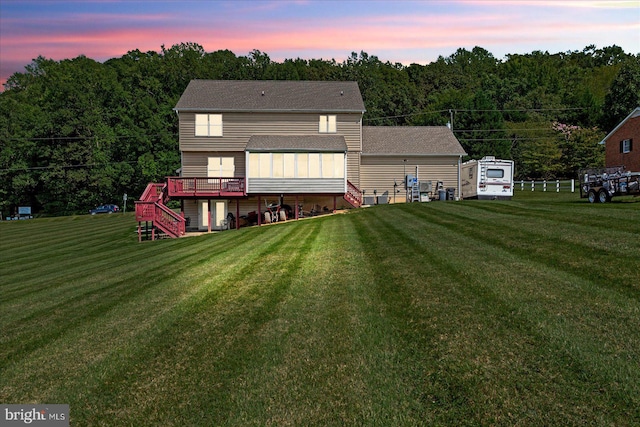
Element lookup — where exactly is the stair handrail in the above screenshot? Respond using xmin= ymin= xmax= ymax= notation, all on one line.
xmin=136 ymin=182 xmax=185 ymax=238
xmin=152 ymin=202 xmax=185 ymax=237
xmin=139 ymin=183 xmax=165 ymax=202
xmin=346 ymin=180 xmax=362 ymax=207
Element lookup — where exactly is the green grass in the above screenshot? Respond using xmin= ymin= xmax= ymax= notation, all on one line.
xmin=1 ymin=192 xmax=639 ymax=426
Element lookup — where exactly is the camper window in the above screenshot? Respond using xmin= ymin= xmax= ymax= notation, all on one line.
xmin=487 ymin=169 xmax=504 ymax=178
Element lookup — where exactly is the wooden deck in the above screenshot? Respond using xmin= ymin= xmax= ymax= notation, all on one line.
xmin=167 ymin=177 xmax=246 ymax=198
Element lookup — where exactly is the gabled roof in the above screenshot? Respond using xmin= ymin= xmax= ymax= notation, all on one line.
xmin=600 ymin=107 xmax=640 ymax=145
xmin=362 ymin=126 xmax=466 ymax=156
xmin=246 ymin=135 xmax=347 ymax=152
xmin=175 ymin=80 xmax=365 ymax=113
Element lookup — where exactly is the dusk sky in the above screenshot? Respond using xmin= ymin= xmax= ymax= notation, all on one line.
xmin=1 ymin=0 xmax=639 ymax=87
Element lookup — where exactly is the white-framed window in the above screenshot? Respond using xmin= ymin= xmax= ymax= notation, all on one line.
xmin=319 ymin=115 xmax=337 ymax=133
xmin=308 ymin=153 xmax=321 ymax=178
xmin=297 ymin=154 xmax=308 ymax=178
xmin=621 ymin=139 xmax=633 ymax=153
xmin=258 ymin=153 xmax=271 ymax=178
xmin=283 ymin=153 xmax=295 ymax=178
xmin=272 ymin=153 xmax=284 ymax=178
xmin=195 ymin=114 xmax=222 ymax=136
xmin=248 ymin=153 xmax=261 ymax=177
xmin=247 ymin=153 xmax=345 ymax=179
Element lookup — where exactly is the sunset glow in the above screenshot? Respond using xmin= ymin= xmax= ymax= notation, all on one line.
xmin=1 ymin=0 xmax=639 ymax=87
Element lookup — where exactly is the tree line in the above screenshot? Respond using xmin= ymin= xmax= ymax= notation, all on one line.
xmin=1 ymin=42 xmax=639 ymax=216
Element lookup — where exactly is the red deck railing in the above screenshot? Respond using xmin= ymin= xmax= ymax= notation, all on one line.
xmin=344 ymin=180 xmax=362 ymax=207
xmin=139 ymin=183 xmax=165 ymax=203
xmin=135 ymin=182 xmax=185 ymax=240
xmin=167 ymin=177 xmax=246 ymax=198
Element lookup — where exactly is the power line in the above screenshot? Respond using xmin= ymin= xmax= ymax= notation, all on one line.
xmin=454 ymin=128 xmax=556 ymax=133
xmin=364 ymin=106 xmax=590 ymax=123
xmin=0 ymin=161 xmax=138 ymax=173
xmin=1 ymin=133 xmax=178 ymax=142
xmin=454 ymin=107 xmax=588 ymax=113
xmin=364 ymin=109 xmax=450 ymax=122
xmin=458 ymin=136 xmax=558 ymax=141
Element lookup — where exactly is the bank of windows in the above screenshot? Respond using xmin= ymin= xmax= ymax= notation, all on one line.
xmin=319 ymin=115 xmax=336 ymax=133
xmin=248 ymin=153 xmax=345 ymax=179
xmin=195 ymin=114 xmax=222 ymax=137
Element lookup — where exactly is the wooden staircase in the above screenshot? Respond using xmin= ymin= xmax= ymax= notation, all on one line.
xmin=135 ymin=183 xmax=186 ymax=241
xmin=344 ymin=180 xmax=363 ymax=208
xmin=135 ymin=178 xmax=362 ymax=241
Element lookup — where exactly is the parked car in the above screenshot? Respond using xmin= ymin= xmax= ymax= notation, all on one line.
xmin=89 ymin=204 xmax=119 ymax=215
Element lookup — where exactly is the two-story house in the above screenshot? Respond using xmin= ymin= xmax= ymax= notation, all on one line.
xmin=135 ymin=80 xmax=466 ymax=240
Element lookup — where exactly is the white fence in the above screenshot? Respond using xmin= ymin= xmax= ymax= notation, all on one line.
xmin=515 ymin=179 xmax=576 ymax=193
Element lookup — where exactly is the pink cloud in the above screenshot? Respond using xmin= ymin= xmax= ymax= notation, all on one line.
xmin=456 ymin=0 xmax=638 ymax=8
xmin=1 ymin=1 xmax=638 ymax=88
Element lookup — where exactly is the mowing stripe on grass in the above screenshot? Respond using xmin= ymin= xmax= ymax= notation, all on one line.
xmin=349 ymin=203 xmax=640 ymax=425
xmin=1 ymin=196 xmax=639 ymax=426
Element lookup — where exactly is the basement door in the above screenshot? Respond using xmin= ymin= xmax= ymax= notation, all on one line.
xmin=200 ymin=156 xmax=234 ymax=230
xmin=199 ymin=200 xmax=228 ymax=230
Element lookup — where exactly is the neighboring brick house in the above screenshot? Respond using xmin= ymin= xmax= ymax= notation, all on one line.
xmin=136 ymin=80 xmax=466 ymax=239
xmin=601 ymin=107 xmax=640 ymax=171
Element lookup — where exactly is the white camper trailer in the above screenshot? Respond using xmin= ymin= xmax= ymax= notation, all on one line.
xmin=461 ymin=156 xmax=514 ymax=200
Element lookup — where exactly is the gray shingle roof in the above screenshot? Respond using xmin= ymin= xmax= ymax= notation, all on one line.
xmin=362 ymin=126 xmax=466 ymax=156
xmin=246 ymin=135 xmax=347 ymax=152
xmin=175 ymin=80 xmax=365 ymax=112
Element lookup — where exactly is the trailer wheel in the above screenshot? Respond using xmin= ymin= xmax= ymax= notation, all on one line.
xmin=587 ymin=189 xmax=597 ymax=203
xmin=598 ymin=189 xmax=610 ymax=203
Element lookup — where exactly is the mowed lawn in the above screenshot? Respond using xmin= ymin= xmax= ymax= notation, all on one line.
xmin=1 ymin=192 xmax=639 ymax=426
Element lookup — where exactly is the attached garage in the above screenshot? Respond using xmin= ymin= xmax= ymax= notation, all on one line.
xmin=361 ymin=126 xmax=467 ymax=202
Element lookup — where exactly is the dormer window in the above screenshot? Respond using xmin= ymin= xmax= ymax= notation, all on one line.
xmin=195 ymin=114 xmax=223 ymax=137
xmin=319 ymin=115 xmax=336 ymax=133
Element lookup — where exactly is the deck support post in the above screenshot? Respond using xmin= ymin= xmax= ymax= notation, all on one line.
xmin=207 ymin=199 xmax=212 ymax=233
xmin=236 ymin=199 xmax=240 ymax=230
xmin=295 ymin=195 xmax=299 ymax=220
xmin=333 ymin=196 xmax=337 ymax=212
xmin=257 ymin=196 xmax=262 ymax=226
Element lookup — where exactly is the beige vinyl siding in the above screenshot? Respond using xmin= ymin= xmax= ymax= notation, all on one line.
xmin=360 ymin=156 xmax=460 ymax=202
xmin=181 ymin=152 xmax=245 ymax=177
xmin=179 ymin=112 xmax=361 ymax=182
xmin=183 ymin=200 xmax=199 ymax=227
xmin=248 ymin=178 xmax=344 ymax=194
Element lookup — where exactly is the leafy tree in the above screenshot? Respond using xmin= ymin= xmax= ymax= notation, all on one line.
xmin=601 ymin=56 xmax=640 ymax=131
xmin=0 ymin=43 xmax=637 ymax=215
xmin=518 ymin=136 xmax=562 ymax=180
xmin=454 ymin=90 xmax=510 ymax=159
xmin=554 ymin=122 xmax=605 ymax=175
